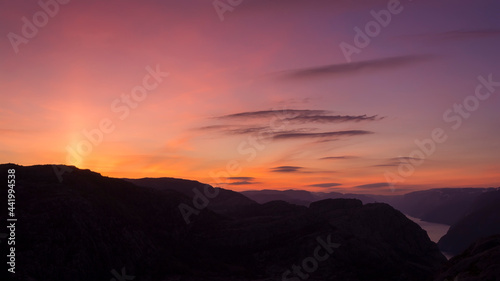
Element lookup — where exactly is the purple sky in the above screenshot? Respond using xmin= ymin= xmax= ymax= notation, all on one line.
xmin=1 ymin=0 xmax=499 ymax=194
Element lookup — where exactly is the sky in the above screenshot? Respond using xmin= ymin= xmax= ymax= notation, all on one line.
xmin=1 ymin=0 xmax=499 ymax=194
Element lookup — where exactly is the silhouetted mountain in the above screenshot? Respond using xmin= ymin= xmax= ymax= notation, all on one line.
xmin=229 ymin=200 xmax=308 ymax=219
xmin=382 ymin=188 xmax=495 ymax=225
xmin=0 ymin=164 xmax=227 ymax=281
xmin=126 ymin=177 xmax=256 ymax=215
xmin=1 ymin=164 xmax=447 ymax=281
xmin=434 ymin=235 xmax=500 ymax=281
xmin=438 ymin=189 xmax=500 ymax=255
xmin=241 ymin=189 xmax=318 ymax=206
xmin=241 ymin=190 xmax=377 ymax=206
xmin=320 ymin=192 xmax=378 ymax=204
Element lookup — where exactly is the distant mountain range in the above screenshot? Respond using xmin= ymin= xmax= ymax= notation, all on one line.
xmin=241 ymin=187 xmax=500 ymax=257
xmin=241 ymin=188 xmax=497 ymax=226
xmin=1 ymin=163 xmax=498 ymax=281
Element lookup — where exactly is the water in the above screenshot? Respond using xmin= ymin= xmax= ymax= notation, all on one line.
xmin=405 ymin=214 xmax=454 ymax=259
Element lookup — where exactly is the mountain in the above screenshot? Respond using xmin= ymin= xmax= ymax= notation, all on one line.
xmin=126 ymin=177 xmax=256 ymax=216
xmin=1 ymin=164 xmax=446 ymax=281
xmin=241 ymin=189 xmax=318 ymax=206
xmin=382 ymin=188 xmax=495 ymax=225
xmin=434 ymin=235 xmax=500 ymax=281
xmin=438 ymin=188 xmax=500 ymax=255
xmin=241 ymin=190 xmax=378 ymax=206
xmin=240 ymin=188 xmax=495 ymax=224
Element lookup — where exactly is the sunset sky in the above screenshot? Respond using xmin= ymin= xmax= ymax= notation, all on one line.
xmin=1 ymin=0 xmax=499 ymax=194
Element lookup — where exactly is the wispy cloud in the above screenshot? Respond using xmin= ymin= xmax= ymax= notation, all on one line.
xmin=271 ymin=166 xmax=303 ymax=173
xmin=320 ymin=156 xmax=358 ymax=160
xmin=274 ymin=130 xmax=373 ymax=140
xmin=216 ymin=109 xmax=327 ymax=120
xmin=372 ymin=157 xmax=424 ymax=167
xmin=226 ymin=176 xmax=260 ymax=185
xmin=287 ymin=114 xmax=383 ymax=124
xmin=355 ymin=182 xmax=390 ymax=189
xmin=404 ymin=29 xmax=500 ymax=42
xmin=228 ymin=177 xmax=255 ymax=181
xmin=228 ymin=181 xmax=259 ymax=185
xmin=272 ymin=55 xmax=434 ymax=80
xmin=309 ymin=183 xmax=342 ymax=188
xmin=202 ymin=110 xmax=381 ymax=142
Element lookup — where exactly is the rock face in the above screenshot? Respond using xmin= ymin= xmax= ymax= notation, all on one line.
xmin=438 ymin=189 xmax=500 ymax=255
xmin=1 ymin=164 xmax=446 ymax=281
xmin=434 ymin=235 xmax=500 ymax=281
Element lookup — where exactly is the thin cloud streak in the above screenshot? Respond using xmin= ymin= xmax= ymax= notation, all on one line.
xmin=274 ymin=130 xmax=373 ymax=140
xmin=309 ymin=183 xmax=342 ymax=188
xmin=286 ymin=115 xmax=383 ymax=124
xmin=320 ymin=156 xmax=358 ymax=160
xmin=403 ymin=29 xmax=500 ymax=42
xmin=272 ymin=55 xmax=435 ymax=80
xmin=355 ymin=183 xmax=391 ymax=189
xmin=271 ymin=166 xmax=303 ymax=173
xmin=216 ymin=109 xmax=328 ymax=120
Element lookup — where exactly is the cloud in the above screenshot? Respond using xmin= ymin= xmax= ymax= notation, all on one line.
xmin=372 ymin=156 xmax=424 ymax=167
xmin=227 ymin=177 xmax=255 ymax=181
xmin=216 ymin=109 xmax=328 ymax=120
xmin=215 ymin=110 xmax=383 ymax=124
xmin=309 ymin=183 xmax=342 ymax=188
xmin=202 ymin=110 xmax=381 ymax=142
xmin=286 ymin=114 xmax=383 ymax=124
xmin=224 ymin=127 xmax=270 ymax=135
xmin=274 ymin=130 xmax=373 ymax=140
xmin=390 ymin=157 xmax=424 ymax=161
xmin=437 ymin=29 xmax=500 ymax=40
xmin=198 ymin=125 xmax=235 ymax=131
xmin=355 ymin=182 xmax=390 ymax=189
xmin=271 ymin=166 xmax=303 ymax=173
xmin=199 ymin=126 xmax=315 ymax=136
xmin=406 ymin=29 xmax=500 ymax=42
xmin=272 ymin=55 xmax=434 ymax=80
xmin=320 ymin=156 xmax=357 ymax=160
xmin=228 ymin=181 xmax=258 ymax=185
xmin=226 ymin=176 xmax=259 ymax=185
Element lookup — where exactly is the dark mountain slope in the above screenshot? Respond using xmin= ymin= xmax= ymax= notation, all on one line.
xmin=241 ymin=189 xmax=318 ymax=206
xmin=1 ymin=164 xmax=446 ymax=281
xmin=383 ymin=188 xmax=495 ymax=225
xmin=1 ymin=164 xmax=225 ymax=280
xmin=241 ymin=188 xmax=496 ymax=225
xmin=126 ymin=177 xmax=256 ymax=215
xmin=241 ymin=189 xmax=378 ymax=206
xmin=434 ymin=235 xmax=500 ymax=281
xmin=438 ymin=189 xmax=500 ymax=255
